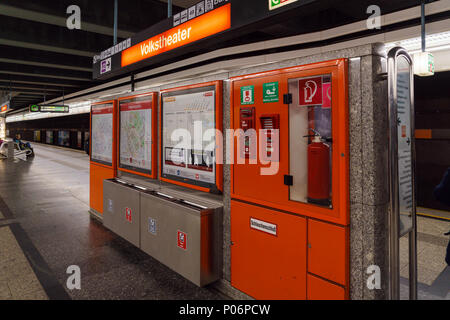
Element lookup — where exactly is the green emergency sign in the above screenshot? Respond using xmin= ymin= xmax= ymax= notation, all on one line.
xmin=269 ymin=0 xmax=298 ymax=11
xmin=263 ymin=82 xmax=279 ymax=103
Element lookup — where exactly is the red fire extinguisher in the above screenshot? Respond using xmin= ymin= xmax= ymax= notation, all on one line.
xmin=307 ymin=130 xmax=330 ymax=206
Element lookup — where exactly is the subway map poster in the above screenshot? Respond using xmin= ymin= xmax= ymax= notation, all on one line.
xmin=119 ymin=97 xmax=153 ymax=173
xmin=91 ymin=103 xmax=113 ymax=165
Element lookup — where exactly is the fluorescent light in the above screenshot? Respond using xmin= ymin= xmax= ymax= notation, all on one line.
xmin=386 ymin=31 xmax=450 ymax=54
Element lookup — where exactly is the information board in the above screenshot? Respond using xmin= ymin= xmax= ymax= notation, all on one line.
xmin=91 ymin=103 xmax=114 ymax=165
xmin=161 ymin=86 xmax=217 ymax=188
xmin=397 ymin=56 xmax=413 ymax=234
xmin=119 ymin=95 xmax=153 ymax=174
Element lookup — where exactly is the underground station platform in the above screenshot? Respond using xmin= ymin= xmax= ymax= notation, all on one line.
xmin=0 ymin=0 xmax=449 ymax=309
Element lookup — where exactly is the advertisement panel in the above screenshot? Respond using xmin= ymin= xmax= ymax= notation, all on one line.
xmin=34 ymin=130 xmax=41 ymax=142
xmin=46 ymin=131 xmax=53 ymax=144
xmin=161 ymin=85 xmax=217 ymax=189
xmin=58 ymin=131 xmax=70 ymax=147
xmin=91 ymin=103 xmax=114 ymax=165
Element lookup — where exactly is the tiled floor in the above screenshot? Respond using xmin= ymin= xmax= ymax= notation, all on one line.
xmin=1 ymin=142 xmax=448 ymax=300
xmin=0 ymin=143 xmax=224 ymax=300
xmin=400 ymin=215 xmax=450 ymax=300
xmin=0 ymin=226 xmax=48 ymax=300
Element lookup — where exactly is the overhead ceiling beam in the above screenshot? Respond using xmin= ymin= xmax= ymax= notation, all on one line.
xmin=0 ymin=15 xmax=124 ymax=56
xmin=0 ymin=70 xmax=89 ymax=82
xmin=0 ymin=4 xmax=135 ymax=38
xmin=0 ymin=58 xmax=91 ymax=72
xmin=0 ymin=62 xmax=92 ymax=80
xmin=157 ymin=0 xmax=199 ymax=9
xmin=0 ymin=77 xmax=83 ymax=88
xmin=0 ymin=71 xmax=91 ymax=82
xmin=0 ymin=44 xmax=92 ymax=70
xmin=0 ymin=84 xmax=61 ymax=92
xmin=7 ymin=91 xmax=47 ymax=96
xmin=12 ymin=98 xmax=39 ymax=102
xmin=0 ymin=39 xmax=95 ymax=57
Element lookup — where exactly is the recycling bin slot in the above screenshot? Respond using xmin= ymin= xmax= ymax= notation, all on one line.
xmin=140 ymin=191 xmax=223 ymax=287
xmin=103 ymin=179 xmax=141 ymax=247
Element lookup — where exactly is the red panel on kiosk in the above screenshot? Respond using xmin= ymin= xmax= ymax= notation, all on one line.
xmin=308 ymin=219 xmax=349 ymax=286
xmin=229 ymin=60 xmax=349 ymax=300
xmin=307 ymin=274 xmax=346 ymax=300
xmin=231 ymin=200 xmax=307 ymax=300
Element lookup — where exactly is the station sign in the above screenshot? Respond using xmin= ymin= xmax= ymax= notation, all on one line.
xmin=93 ymin=0 xmax=318 ymax=80
xmin=29 ymin=104 xmax=70 ymax=113
xmin=121 ymin=4 xmax=231 ymax=68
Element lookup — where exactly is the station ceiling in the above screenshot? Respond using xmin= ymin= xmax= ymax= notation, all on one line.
xmin=0 ymin=0 xmax=439 ymax=113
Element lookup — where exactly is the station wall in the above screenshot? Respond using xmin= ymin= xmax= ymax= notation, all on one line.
xmin=6 ymin=113 xmax=90 ymax=150
xmin=415 ymin=71 xmax=450 ymax=212
xmin=91 ymin=43 xmax=390 ymax=300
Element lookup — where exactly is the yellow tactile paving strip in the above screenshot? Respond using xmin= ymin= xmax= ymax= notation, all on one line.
xmin=0 ymin=226 xmax=48 ymax=300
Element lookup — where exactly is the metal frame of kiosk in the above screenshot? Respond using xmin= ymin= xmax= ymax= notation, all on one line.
xmin=89 ymin=100 xmax=117 ymax=218
xmin=159 ymin=81 xmax=223 ymax=194
xmin=117 ymin=92 xmax=158 ymax=179
xmin=229 ymin=59 xmax=349 ymax=299
xmin=387 ymin=47 xmax=417 ymax=300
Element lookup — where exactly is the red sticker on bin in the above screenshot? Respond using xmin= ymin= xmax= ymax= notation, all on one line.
xmin=177 ymin=231 xmax=187 ymax=250
xmin=125 ymin=208 xmax=132 ymax=222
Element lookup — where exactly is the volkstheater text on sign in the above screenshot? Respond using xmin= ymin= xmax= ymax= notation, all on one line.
xmin=121 ymin=4 xmax=231 ymax=67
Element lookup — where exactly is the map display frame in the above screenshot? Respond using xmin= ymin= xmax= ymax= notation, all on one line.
xmin=118 ymin=93 xmax=156 ymax=177
xmin=161 ymin=82 xmax=222 ymax=193
xmin=91 ymin=102 xmax=115 ymax=166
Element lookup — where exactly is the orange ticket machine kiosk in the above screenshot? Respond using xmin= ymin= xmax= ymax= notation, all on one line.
xmin=230 ymin=59 xmax=349 ymax=300
xmin=89 ymin=100 xmax=117 ymax=217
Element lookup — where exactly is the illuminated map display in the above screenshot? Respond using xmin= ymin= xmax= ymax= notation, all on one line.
xmin=119 ymin=96 xmax=153 ymax=173
xmin=162 ymin=86 xmax=216 ymax=186
xmin=91 ymin=103 xmax=113 ymax=165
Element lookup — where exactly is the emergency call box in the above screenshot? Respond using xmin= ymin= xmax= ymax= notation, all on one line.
xmin=117 ymin=92 xmax=158 ymax=179
xmin=159 ymin=81 xmax=223 ymax=193
xmin=230 ymin=59 xmax=349 ymax=225
xmin=229 ymin=60 xmax=350 ymax=300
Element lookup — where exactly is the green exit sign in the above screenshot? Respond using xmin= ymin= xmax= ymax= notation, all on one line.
xmin=269 ymin=0 xmax=298 ymax=10
xmin=30 ymin=105 xmax=40 ymax=112
xmin=29 ymin=105 xmax=69 ymax=113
